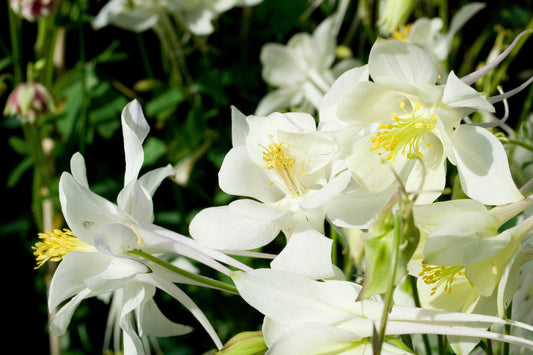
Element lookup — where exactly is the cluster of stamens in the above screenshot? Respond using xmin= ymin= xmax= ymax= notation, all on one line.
xmin=33 ymin=228 xmax=95 ymax=269
xmin=370 ymin=101 xmax=436 ymax=162
xmin=261 ymin=136 xmax=304 ymax=196
xmin=419 ymin=264 xmax=469 ymax=296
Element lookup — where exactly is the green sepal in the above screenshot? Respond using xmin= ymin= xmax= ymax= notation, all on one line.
xmin=215 ymin=331 xmax=268 ymax=355
xmin=357 ymin=191 xmax=420 ymax=300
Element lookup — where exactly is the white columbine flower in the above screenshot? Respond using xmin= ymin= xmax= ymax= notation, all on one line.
xmin=319 ymin=37 xmax=525 ymax=205
xmin=256 ymin=12 xmax=360 ymax=115
xmin=400 ymin=2 xmax=486 ymax=79
xmin=231 ymin=268 xmax=533 ymax=354
xmin=34 ymin=100 xmax=249 ymax=353
xmin=190 ymin=108 xmax=392 ymax=279
xmin=92 ymin=0 xmax=263 ymax=35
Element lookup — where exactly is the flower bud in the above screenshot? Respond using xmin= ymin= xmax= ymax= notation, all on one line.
xmin=216 ymin=331 xmax=267 ymax=355
xmin=3 ymin=81 xmax=55 ymax=123
xmin=378 ymin=0 xmax=416 ymax=36
xmin=10 ymin=0 xmax=59 ymax=22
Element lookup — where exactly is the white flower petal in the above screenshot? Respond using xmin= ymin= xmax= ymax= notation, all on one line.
xmin=218 ymin=146 xmax=284 ymax=203
xmin=189 ymin=205 xmax=281 ymax=250
xmin=48 ymin=252 xmax=111 ymax=310
xmin=254 ymin=86 xmax=302 ymax=116
xmin=59 ymin=172 xmax=125 ymax=243
xmin=452 ymin=124 xmax=523 ymax=205
xmin=369 ymin=39 xmax=438 ymax=85
xmin=300 ymin=170 xmax=351 ymax=209
xmin=69 ymin=152 xmax=89 ymax=188
xmin=337 ymin=81 xmax=405 ymax=127
xmin=231 ymin=106 xmax=249 ymax=147
xmin=231 ymin=268 xmax=359 ymax=325
xmin=122 ymin=100 xmax=150 ymax=187
xmin=443 ymin=71 xmax=494 ymax=113
xmin=422 ymin=211 xmax=506 ymax=266
xmin=260 ymin=44 xmax=307 ymax=86
xmin=138 ymin=298 xmax=193 ymax=337
xmin=84 ymin=257 xmax=148 ymax=294
xmin=270 ymin=226 xmax=334 ymax=279
xmin=318 ymin=65 xmax=369 ymax=130
xmin=326 ymin=182 xmax=393 ymax=229
xmin=268 ymin=323 xmax=363 ymax=355
xmin=49 ymin=288 xmax=93 ymax=335
xmin=139 ymin=273 xmax=223 ymax=349
xmin=93 ymin=223 xmax=140 ymax=256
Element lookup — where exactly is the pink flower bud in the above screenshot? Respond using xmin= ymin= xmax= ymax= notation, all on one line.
xmin=10 ymin=0 xmax=59 ymax=22
xmin=3 ymin=81 xmax=55 ymax=123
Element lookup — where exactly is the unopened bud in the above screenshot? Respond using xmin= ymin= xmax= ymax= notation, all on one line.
xmin=10 ymin=0 xmax=60 ymax=21
xmin=216 ymin=331 xmax=267 ymax=355
xmin=4 ymin=81 xmax=55 ymax=123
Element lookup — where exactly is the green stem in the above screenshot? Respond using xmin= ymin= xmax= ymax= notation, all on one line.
xmin=128 ymin=249 xmax=239 ymax=294
xmin=8 ymin=3 xmax=23 ymax=84
xmin=376 ymin=211 xmax=402 ymax=354
xmin=136 ymin=33 xmax=154 ymax=78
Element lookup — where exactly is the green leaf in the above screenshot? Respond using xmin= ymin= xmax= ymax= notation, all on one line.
xmin=8 ymin=135 xmax=28 ymax=156
xmin=143 ymin=136 xmax=167 ymax=166
xmin=145 ymin=87 xmax=184 ymax=120
xmin=7 ymin=157 xmax=33 ymax=188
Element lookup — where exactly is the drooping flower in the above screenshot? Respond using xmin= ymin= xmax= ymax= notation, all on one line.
xmin=256 ymin=10 xmax=360 ymax=115
xmin=34 ymin=100 xmax=249 ymax=353
xmin=190 ymin=107 xmax=392 ymax=279
xmin=3 ymin=81 xmax=55 ymax=123
xmin=231 ymin=268 xmax=533 ymax=355
xmin=319 ymin=37 xmax=527 ymax=205
xmin=415 ymin=196 xmax=533 ymax=315
xmin=410 ymin=196 xmax=533 ymax=354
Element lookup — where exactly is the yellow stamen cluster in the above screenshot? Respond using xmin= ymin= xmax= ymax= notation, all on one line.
xmin=392 ymin=24 xmax=412 ymax=42
xmin=370 ymin=102 xmax=436 ymax=162
xmin=261 ymin=136 xmax=304 ymax=196
xmin=419 ymin=264 xmax=469 ymax=296
xmin=33 ymin=229 xmax=95 ymax=269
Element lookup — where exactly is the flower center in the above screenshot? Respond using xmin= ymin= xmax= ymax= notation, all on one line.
xmin=33 ymin=229 xmax=96 ymax=269
xmin=419 ymin=264 xmax=471 ymax=296
xmin=261 ymin=136 xmax=304 ymax=197
xmin=370 ymin=102 xmax=436 ymax=162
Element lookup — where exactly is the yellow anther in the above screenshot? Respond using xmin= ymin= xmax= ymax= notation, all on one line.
xmin=369 ymin=101 xmax=437 ymax=162
xmin=392 ymin=24 xmax=412 ymax=41
xmin=260 ymin=136 xmax=304 ymax=196
xmin=419 ymin=264 xmax=467 ymax=296
xmin=33 ymin=229 xmax=96 ymax=269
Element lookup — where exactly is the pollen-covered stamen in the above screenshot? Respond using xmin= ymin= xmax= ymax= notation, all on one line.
xmin=392 ymin=23 xmax=412 ymax=42
xmin=419 ymin=264 xmax=471 ymax=296
xmin=370 ymin=102 xmax=436 ymax=163
xmin=33 ymin=228 xmax=96 ymax=269
xmin=260 ymin=136 xmax=305 ymax=196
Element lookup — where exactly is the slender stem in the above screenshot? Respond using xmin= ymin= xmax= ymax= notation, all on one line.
xmin=8 ymin=3 xmax=23 ymax=84
xmin=376 ymin=211 xmax=402 ymax=354
xmin=136 ymin=33 xmax=154 ymax=78
xmin=128 ymin=249 xmax=239 ymax=294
